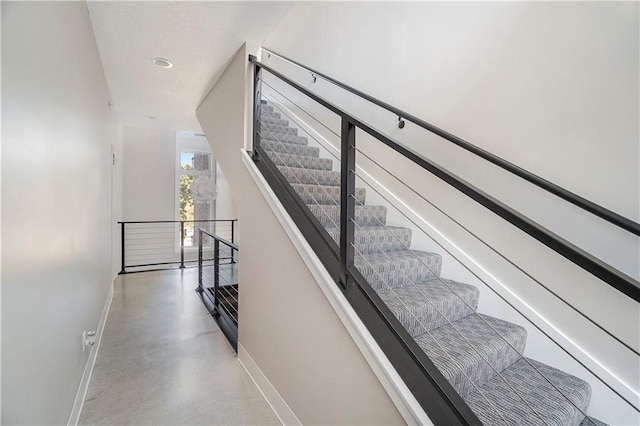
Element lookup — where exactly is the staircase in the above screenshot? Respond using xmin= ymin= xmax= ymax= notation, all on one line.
xmin=258 ymin=102 xmax=606 ymax=426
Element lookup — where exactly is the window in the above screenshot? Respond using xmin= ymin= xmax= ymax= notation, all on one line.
xmin=176 ymin=134 xmax=214 ymax=248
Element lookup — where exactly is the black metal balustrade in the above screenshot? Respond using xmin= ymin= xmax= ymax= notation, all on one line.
xmin=197 ymin=229 xmax=239 ymax=350
xmin=118 ymin=219 xmax=236 ymax=274
xmin=249 ymin=51 xmax=640 ymax=425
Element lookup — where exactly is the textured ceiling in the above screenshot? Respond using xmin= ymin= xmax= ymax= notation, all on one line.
xmin=87 ymin=1 xmax=294 ymax=132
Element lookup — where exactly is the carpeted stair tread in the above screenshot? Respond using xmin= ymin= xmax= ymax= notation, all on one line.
xmin=261 ymin=131 xmax=308 ymax=145
xmin=379 ymin=278 xmax=480 ymax=336
xmin=262 ymin=140 xmax=320 ymax=158
xmin=579 ymin=417 xmax=608 ymax=426
xmin=324 ymin=226 xmax=412 ymax=254
xmin=261 ymin=121 xmax=298 ymax=135
xmin=278 ymin=166 xmax=340 ymax=186
xmin=465 ymin=357 xmax=592 ymax=426
xmin=416 ymin=314 xmax=527 ymax=399
xmin=308 ymin=204 xmax=387 ymax=227
xmin=291 ymin=184 xmax=366 ymax=205
xmin=265 ymin=151 xmax=333 ymax=171
xmin=355 ymin=249 xmax=442 ymax=290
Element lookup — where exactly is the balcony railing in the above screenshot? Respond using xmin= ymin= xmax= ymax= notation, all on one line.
xmin=117 ymin=219 xmax=237 ymax=274
xmin=197 ymin=228 xmax=239 ymax=350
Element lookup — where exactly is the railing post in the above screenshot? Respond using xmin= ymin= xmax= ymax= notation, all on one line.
xmin=214 ymin=239 xmax=220 ymax=312
xmin=179 ymin=221 xmax=185 ymax=269
xmin=119 ymin=222 xmax=127 ymax=274
xmin=340 ymin=117 xmax=356 ymax=289
xmin=230 ymin=220 xmax=236 ymax=264
xmin=251 ymin=56 xmax=262 ymax=160
xmin=197 ymin=229 xmax=203 ymax=293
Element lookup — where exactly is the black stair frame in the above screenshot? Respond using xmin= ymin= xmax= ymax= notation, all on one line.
xmin=252 ymin=56 xmax=482 ymax=425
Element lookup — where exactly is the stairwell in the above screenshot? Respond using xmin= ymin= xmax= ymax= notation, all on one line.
xmin=258 ymin=101 xmax=607 ymax=426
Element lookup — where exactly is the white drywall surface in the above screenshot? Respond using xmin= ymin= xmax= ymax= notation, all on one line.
xmin=122 ymin=127 xmax=177 ymax=221
xmin=2 ymin=2 xmax=120 ymax=423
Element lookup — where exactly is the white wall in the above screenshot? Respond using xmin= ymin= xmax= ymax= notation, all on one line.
xmin=122 ymin=128 xmax=236 ymax=222
xmin=264 ymin=2 xmax=639 ymax=276
xmin=214 ymin=162 xmax=236 ymax=222
xmin=112 ymin=127 xmax=124 ymax=279
xmin=262 ymin=2 xmax=639 ymax=422
xmin=265 ymin=2 xmax=639 ymax=222
xmin=196 ymin=44 xmax=407 ymax=425
xmin=122 ymin=127 xmax=176 ymax=221
xmin=2 ymin=2 xmax=120 ymax=423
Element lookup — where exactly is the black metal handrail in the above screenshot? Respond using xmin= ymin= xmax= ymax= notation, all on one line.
xmin=197 ymin=228 xmax=239 ymax=350
xmin=250 ymin=55 xmax=640 ymax=303
xmin=118 ymin=219 xmax=237 ymax=274
xmin=262 ymin=48 xmax=640 ymax=237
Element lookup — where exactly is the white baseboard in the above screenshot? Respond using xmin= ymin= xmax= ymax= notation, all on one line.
xmin=238 ymin=344 xmax=301 ymax=426
xmin=67 ymin=282 xmax=114 ymax=426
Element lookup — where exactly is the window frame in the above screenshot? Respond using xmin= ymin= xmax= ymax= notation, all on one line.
xmin=175 ymin=133 xmax=215 ymax=252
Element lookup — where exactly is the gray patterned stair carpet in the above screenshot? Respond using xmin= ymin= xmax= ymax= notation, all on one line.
xmin=258 ymin=102 xmax=606 ymax=426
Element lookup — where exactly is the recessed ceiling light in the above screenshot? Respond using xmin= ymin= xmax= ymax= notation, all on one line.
xmin=145 ymin=115 xmax=156 ymax=120
xmin=151 ymin=58 xmax=173 ymax=68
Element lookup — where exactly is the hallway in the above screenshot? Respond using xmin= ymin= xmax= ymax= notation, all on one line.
xmin=79 ymin=269 xmax=279 ymax=425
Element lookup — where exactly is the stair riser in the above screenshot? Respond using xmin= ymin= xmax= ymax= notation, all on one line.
xmin=291 ymin=184 xmax=366 ymax=205
xmin=356 ymin=253 xmax=442 ymax=291
xmin=266 ymin=151 xmax=333 ymax=171
xmin=359 ymin=263 xmax=440 ymax=291
xmin=260 ymin=115 xmax=289 ymax=127
xmin=261 ymin=122 xmax=298 ymax=135
xmin=309 ymin=205 xmax=387 ymax=228
xmin=260 ymin=110 xmax=281 ymax=120
xmin=325 ymin=227 xmax=412 ymax=254
xmin=262 ymin=141 xmax=320 ymax=158
xmin=261 ymin=132 xmax=308 ymax=145
xmin=278 ymin=166 xmax=340 ymax=186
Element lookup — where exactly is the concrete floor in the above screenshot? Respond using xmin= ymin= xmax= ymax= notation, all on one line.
xmin=79 ymin=269 xmax=280 ymax=425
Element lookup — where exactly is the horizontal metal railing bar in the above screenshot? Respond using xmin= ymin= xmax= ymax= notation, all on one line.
xmin=119 ymin=219 xmax=237 ymax=224
xmin=125 ymin=227 xmax=180 ymax=230
xmin=125 ymin=260 xmax=199 ymax=268
xmin=124 ymin=231 xmax=179 ymax=235
xmin=251 ymin=57 xmax=640 ymax=303
xmin=260 ymin=49 xmax=640 ymax=237
xmin=125 ymin=241 xmax=180 ymax=245
xmin=124 ymin=266 xmax=199 ymax=275
xmin=124 ymin=244 xmax=177 ymax=248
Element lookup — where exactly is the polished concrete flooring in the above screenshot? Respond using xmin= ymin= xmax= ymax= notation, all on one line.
xmin=79 ymin=269 xmax=279 ymax=425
